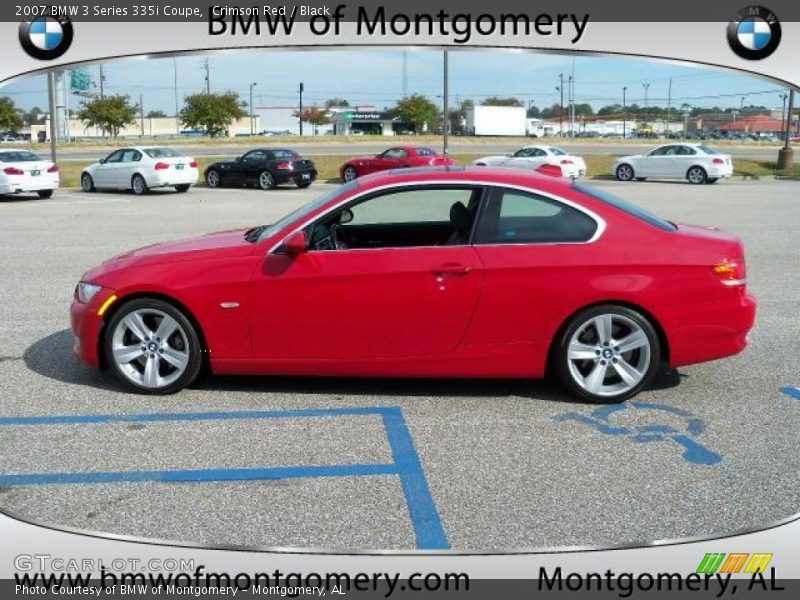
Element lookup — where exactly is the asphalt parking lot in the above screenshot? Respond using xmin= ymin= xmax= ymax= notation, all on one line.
xmin=0 ymin=178 xmax=799 ymax=551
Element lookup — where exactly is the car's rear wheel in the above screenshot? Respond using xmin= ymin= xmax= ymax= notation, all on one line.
xmin=258 ymin=170 xmax=276 ymax=190
xmin=175 ymin=184 xmax=191 ymax=193
xmin=131 ymin=174 xmax=149 ymax=195
xmin=553 ymin=305 xmax=660 ymax=403
xmin=205 ymin=169 xmax=221 ymax=188
xmin=81 ymin=173 xmax=95 ymax=192
xmin=342 ymin=166 xmax=358 ymax=182
xmin=105 ymin=298 xmax=203 ymax=394
xmin=615 ymin=164 xmax=634 ymax=181
xmin=687 ymin=166 xmax=708 ymax=184
xmin=37 ymin=190 xmax=53 ymax=199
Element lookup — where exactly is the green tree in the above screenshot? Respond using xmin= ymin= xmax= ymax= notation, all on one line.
xmin=23 ymin=105 xmax=45 ymax=125
xmin=574 ymin=103 xmax=595 ymax=117
xmin=0 ymin=97 xmax=24 ymax=132
xmin=394 ymin=94 xmax=439 ymax=134
xmin=526 ymin=105 xmax=541 ymax=118
xmin=180 ymin=91 xmax=246 ymax=137
xmin=294 ymin=106 xmax=331 ymax=135
xmin=325 ymin=98 xmax=350 ymax=108
xmin=481 ymin=96 xmax=523 ymax=107
xmin=146 ymin=110 xmax=168 ymax=118
xmin=77 ymin=94 xmax=137 ymax=138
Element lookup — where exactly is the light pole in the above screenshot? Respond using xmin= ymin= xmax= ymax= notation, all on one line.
xmin=778 ymin=89 xmax=794 ymax=169
xmin=622 ymin=86 xmax=627 ymax=139
xmin=568 ymin=74 xmax=574 ymax=138
xmin=298 ymin=82 xmax=304 ymax=136
xmin=442 ymin=50 xmax=449 ymax=155
xmin=643 ymin=83 xmax=650 ymax=128
xmin=780 ymin=93 xmax=788 ymax=136
xmin=557 ymin=73 xmax=564 ymax=137
xmin=249 ymin=82 xmax=257 ymax=136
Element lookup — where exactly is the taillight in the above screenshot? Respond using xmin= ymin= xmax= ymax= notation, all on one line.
xmin=3 ymin=167 xmax=24 ymax=175
xmin=154 ymin=162 xmax=170 ymax=170
xmin=47 ymin=164 xmax=59 ymax=173
xmin=189 ymin=160 xmax=197 ymax=168
xmin=712 ymin=158 xmax=725 ymax=165
xmin=275 ymin=161 xmax=293 ymax=170
xmin=560 ymin=159 xmax=574 ymax=165
xmin=536 ymin=164 xmax=563 ymax=178
xmin=713 ymin=259 xmax=746 ymax=286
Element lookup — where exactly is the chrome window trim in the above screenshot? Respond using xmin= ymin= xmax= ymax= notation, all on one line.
xmin=267 ymin=179 xmax=607 ymax=255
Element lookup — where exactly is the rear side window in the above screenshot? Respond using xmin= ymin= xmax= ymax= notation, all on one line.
xmin=143 ymin=147 xmax=184 ymax=158
xmin=415 ymin=148 xmax=436 ymax=156
xmin=475 ymin=187 xmax=598 ymax=244
xmin=573 ymin=182 xmax=676 ymax=232
xmin=0 ymin=151 xmax=41 ymax=162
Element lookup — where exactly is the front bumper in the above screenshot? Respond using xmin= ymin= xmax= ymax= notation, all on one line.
xmin=70 ymin=288 xmax=117 ymax=369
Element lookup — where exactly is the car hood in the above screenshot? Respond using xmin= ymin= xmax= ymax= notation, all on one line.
xmin=615 ymin=154 xmax=643 ymax=163
xmin=84 ymin=228 xmax=255 ymax=283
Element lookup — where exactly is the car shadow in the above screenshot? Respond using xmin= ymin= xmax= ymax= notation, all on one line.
xmin=25 ymin=329 xmax=682 ymax=401
xmin=0 ymin=194 xmax=47 ymax=203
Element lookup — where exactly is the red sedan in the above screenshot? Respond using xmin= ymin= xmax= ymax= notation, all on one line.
xmin=71 ymin=167 xmax=756 ymax=402
xmin=340 ymin=146 xmax=455 ymax=182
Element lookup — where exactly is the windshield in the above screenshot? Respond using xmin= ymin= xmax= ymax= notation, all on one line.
xmin=256 ymin=180 xmax=360 ymax=242
xmin=143 ymin=147 xmax=184 ymax=158
xmin=0 ymin=151 xmax=42 ymax=162
xmin=548 ymin=147 xmax=567 ymax=156
xmin=573 ymin=182 xmax=677 ymax=232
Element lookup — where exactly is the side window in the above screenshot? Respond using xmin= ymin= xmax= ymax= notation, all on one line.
xmin=382 ymin=148 xmax=407 ymax=159
xmin=243 ymin=151 xmax=266 ymax=163
xmin=648 ymin=147 xmax=667 ymax=156
xmin=678 ymin=146 xmax=696 ymax=155
xmin=121 ymin=150 xmax=140 ymax=162
xmin=514 ymin=148 xmax=533 ymax=157
xmin=104 ymin=150 xmax=124 ymax=163
xmin=475 ymin=188 xmax=598 ymax=244
xmin=348 ymin=187 xmax=474 ymax=226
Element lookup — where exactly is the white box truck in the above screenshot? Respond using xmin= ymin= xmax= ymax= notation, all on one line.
xmin=466 ymin=105 xmax=527 ymax=136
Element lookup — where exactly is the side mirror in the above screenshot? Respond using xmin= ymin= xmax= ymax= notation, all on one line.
xmin=339 ymin=208 xmax=354 ymax=225
xmin=235 ymin=155 xmax=242 ymax=162
xmin=281 ymin=230 xmax=307 ymax=256
xmin=99 ymin=158 xmax=106 ymax=164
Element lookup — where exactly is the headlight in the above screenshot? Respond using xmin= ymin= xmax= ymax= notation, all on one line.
xmin=75 ymin=282 xmax=102 ymax=304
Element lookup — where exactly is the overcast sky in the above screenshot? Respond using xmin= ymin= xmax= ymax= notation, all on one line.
xmin=1 ymin=49 xmax=788 ymax=114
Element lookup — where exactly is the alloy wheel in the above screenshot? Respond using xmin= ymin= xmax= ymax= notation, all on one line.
xmin=259 ymin=171 xmax=275 ymax=190
xmin=687 ymin=167 xmax=706 ymax=184
xmin=111 ymin=308 xmax=191 ymax=389
xmin=566 ymin=313 xmax=652 ymax=398
xmin=206 ymin=170 xmax=220 ymax=187
xmin=343 ymin=167 xmax=357 ymax=182
xmin=616 ymin=164 xmax=633 ymax=181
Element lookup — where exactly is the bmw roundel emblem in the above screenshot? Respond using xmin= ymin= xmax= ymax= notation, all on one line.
xmin=727 ymin=6 xmax=781 ymax=60
xmin=19 ymin=15 xmax=74 ymax=60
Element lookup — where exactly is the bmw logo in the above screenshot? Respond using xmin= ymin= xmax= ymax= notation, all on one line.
xmin=19 ymin=14 xmax=74 ymax=60
xmin=727 ymin=6 xmax=781 ymax=60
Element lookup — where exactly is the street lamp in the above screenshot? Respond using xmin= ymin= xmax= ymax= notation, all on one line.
xmin=249 ymin=82 xmax=257 ymax=136
xmin=643 ymin=82 xmax=650 ymax=127
xmin=622 ymin=86 xmax=627 ymax=139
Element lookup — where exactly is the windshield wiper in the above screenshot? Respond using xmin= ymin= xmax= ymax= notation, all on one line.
xmin=244 ymin=225 xmax=267 ymax=243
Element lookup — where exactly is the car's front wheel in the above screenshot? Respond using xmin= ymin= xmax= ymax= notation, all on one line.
xmin=553 ymin=305 xmax=661 ymax=403
xmin=342 ymin=166 xmax=358 ymax=182
xmin=615 ymin=164 xmax=634 ymax=181
xmin=105 ymin=298 xmax=203 ymax=394
xmin=686 ymin=166 xmax=708 ymax=184
xmin=81 ymin=173 xmax=95 ymax=192
xmin=131 ymin=174 xmax=149 ymax=195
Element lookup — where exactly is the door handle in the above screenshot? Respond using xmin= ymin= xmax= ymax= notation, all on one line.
xmin=431 ymin=264 xmax=472 ymax=276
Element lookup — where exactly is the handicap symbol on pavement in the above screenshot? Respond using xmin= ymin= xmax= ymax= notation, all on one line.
xmin=553 ymin=402 xmax=722 ymax=466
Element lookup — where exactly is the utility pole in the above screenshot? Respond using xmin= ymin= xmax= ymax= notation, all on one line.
xmin=558 ymin=73 xmax=564 ymax=137
xmin=249 ymin=82 xmax=257 ymax=135
xmin=622 ymin=86 xmax=627 ymax=139
xmin=778 ymin=89 xmax=794 ymax=169
xmin=204 ymin=58 xmax=210 ymax=93
xmin=643 ymin=82 xmax=650 ymax=126
xmin=568 ymin=75 xmax=574 ymax=138
xmin=666 ymin=77 xmax=672 ymax=135
xmin=139 ymin=93 xmax=144 ymax=138
xmin=99 ymin=65 xmax=105 ymax=99
xmin=173 ymin=57 xmax=180 ymax=135
xmin=298 ymin=82 xmax=304 ymax=136
xmin=47 ymin=72 xmax=58 ymax=162
xmin=402 ymin=51 xmax=408 ymax=98
xmin=443 ymin=50 xmax=449 ymax=155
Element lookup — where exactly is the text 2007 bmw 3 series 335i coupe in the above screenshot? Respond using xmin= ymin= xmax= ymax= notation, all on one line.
xmin=70 ymin=167 xmax=756 ymax=403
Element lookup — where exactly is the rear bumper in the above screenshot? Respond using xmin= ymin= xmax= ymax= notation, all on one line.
xmin=665 ymin=292 xmax=757 ymax=368
xmin=0 ymin=175 xmax=59 ymax=194
xmin=707 ymin=164 xmax=734 ymax=178
xmin=276 ymin=168 xmax=317 ymax=185
xmin=147 ymin=169 xmax=199 ymax=188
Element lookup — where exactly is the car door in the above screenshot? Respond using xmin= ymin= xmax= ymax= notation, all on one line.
xmin=466 ymin=186 xmax=602 ymax=356
xmin=374 ymin=148 xmax=408 ymax=172
xmin=674 ymin=145 xmax=698 ymax=176
xmin=639 ymin=146 xmax=673 ymax=176
xmin=116 ymin=149 xmax=142 ymax=187
xmin=247 ymin=185 xmax=486 ymax=360
xmin=93 ymin=150 xmax=124 ymax=187
xmin=239 ymin=150 xmax=268 ymax=184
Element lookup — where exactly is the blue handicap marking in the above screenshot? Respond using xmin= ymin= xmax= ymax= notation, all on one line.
xmin=781 ymin=386 xmax=800 ymax=400
xmin=0 ymin=406 xmax=449 ymax=550
xmin=553 ymin=401 xmax=722 ymax=466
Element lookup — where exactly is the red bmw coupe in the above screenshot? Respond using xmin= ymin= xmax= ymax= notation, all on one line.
xmin=71 ymin=167 xmax=756 ymax=402
xmin=340 ymin=146 xmax=455 ymax=182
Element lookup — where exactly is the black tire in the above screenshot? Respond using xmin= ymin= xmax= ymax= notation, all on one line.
xmin=552 ymin=304 xmax=661 ymax=404
xmin=634 ymin=177 xmax=647 ymax=181
xmin=205 ymin=169 xmax=221 ymax=188
xmin=297 ymin=181 xmax=312 ymax=189
xmin=342 ymin=166 xmax=358 ymax=182
xmin=37 ymin=190 xmax=53 ymax=199
xmin=686 ymin=166 xmax=708 ymax=184
xmin=131 ymin=173 xmax=149 ymax=195
xmin=81 ymin=173 xmax=95 ymax=192
xmin=707 ymin=177 xmax=719 ymax=184
xmin=175 ymin=184 xmax=191 ymax=193
xmin=104 ymin=298 xmax=203 ymax=395
xmin=615 ymin=164 xmax=634 ymax=181
xmin=258 ymin=170 xmax=276 ymax=190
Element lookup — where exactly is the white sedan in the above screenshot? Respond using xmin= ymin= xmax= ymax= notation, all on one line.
xmin=81 ymin=146 xmax=198 ymax=195
xmin=0 ymin=149 xmax=59 ymax=199
xmin=473 ymin=145 xmax=587 ymax=179
xmin=614 ymin=143 xmax=733 ymax=184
